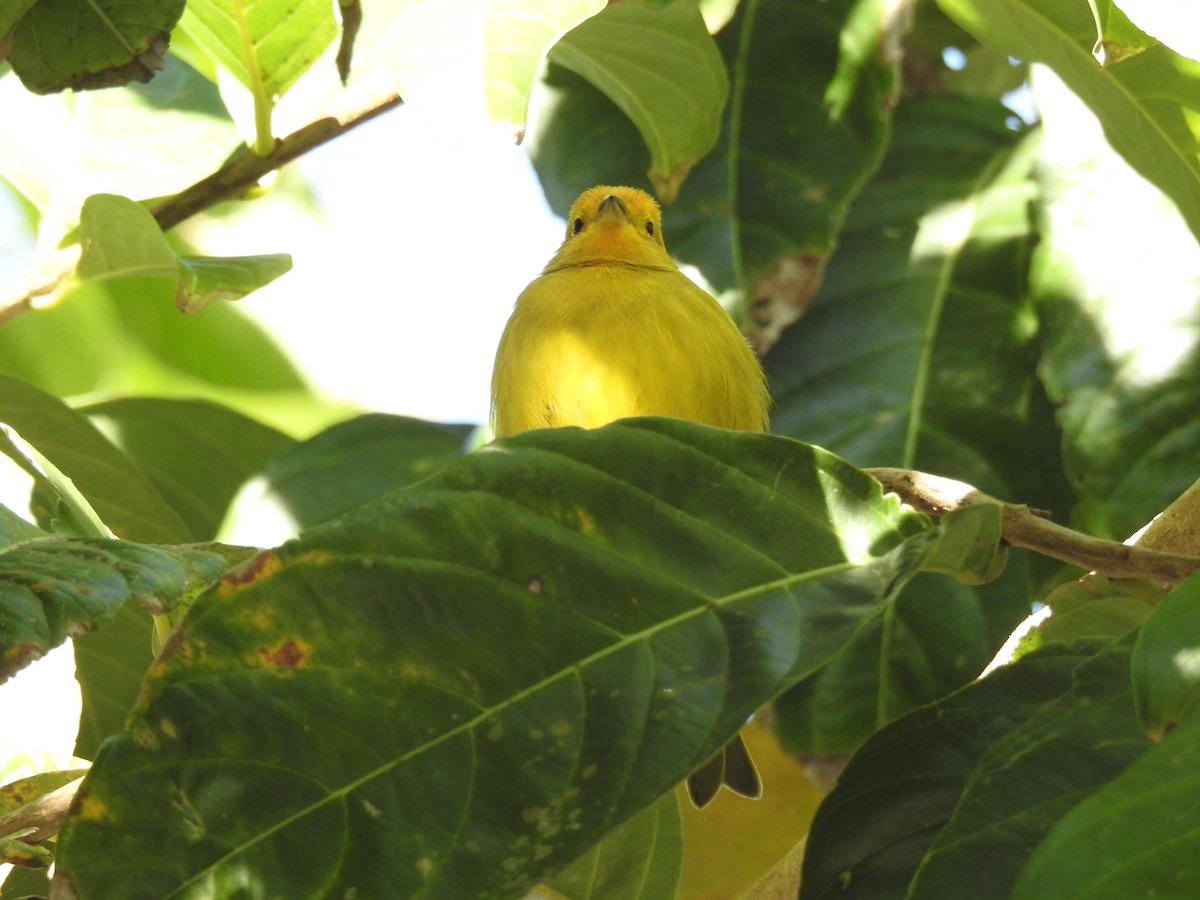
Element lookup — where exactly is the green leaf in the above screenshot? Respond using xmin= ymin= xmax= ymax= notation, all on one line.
xmin=544 ymin=791 xmax=682 ymax=899
xmin=530 ymin=0 xmax=898 ymax=310
xmin=0 ymin=0 xmax=36 ymax=47
xmin=1029 ymin=573 xmax=1158 ymax=649
xmin=765 ymin=95 xmax=1070 ymax=752
xmin=907 ymin=639 xmax=1147 ymax=899
xmin=0 ymin=374 xmax=191 ymax=542
xmin=56 ymin=419 xmax=932 ymax=898
xmin=1132 ymin=572 xmax=1200 ymax=736
xmin=0 ymin=519 xmax=239 ymax=683
xmin=774 ymin=567 xmax=1020 ymax=754
xmin=800 ymin=639 xmax=1148 ymax=899
xmin=179 ymin=0 xmax=337 ymax=103
xmin=348 ymin=0 xmax=604 ymax=135
xmin=1011 ymin=705 xmax=1200 ymax=900
xmin=76 ymin=194 xmax=177 ymax=285
xmin=0 ymin=768 xmax=86 ymax=814
xmin=923 ymin=503 xmax=1007 ymax=584
xmin=73 ymin=600 xmax=156 ymax=760
xmin=938 ymin=0 xmax=1200 ymax=243
xmin=74 ymin=194 xmax=293 ymax=319
xmin=80 ymin=398 xmax=294 ymax=542
xmin=6 ymin=0 xmax=182 ymax=93
xmin=223 ymin=414 xmax=472 ymax=541
xmin=550 ymin=0 xmax=727 ymax=201
xmin=1086 ymin=0 xmax=1156 ymax=65
xmin=175 ymin=253 xmax=293 ymax=314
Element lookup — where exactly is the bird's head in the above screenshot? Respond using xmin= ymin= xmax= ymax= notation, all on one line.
xmin=546 ymin=185 xmax=673 ymax=270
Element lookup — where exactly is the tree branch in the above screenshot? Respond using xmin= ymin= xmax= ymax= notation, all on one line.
xmin=0 ymin=87 xmax=403 ymax=326
xmin=867 ymin=468 xmax=1200 ymax=585
xmin=0 ymin=776 xmax=84 ymax=846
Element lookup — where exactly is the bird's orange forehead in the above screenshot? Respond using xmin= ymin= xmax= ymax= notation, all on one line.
xmin=570 ymin=185 xmax=661 ymax=223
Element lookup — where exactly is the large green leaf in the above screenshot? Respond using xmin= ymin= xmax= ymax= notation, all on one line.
xmin=529 ymin=0 xmax=897 ymax=315
xmin=937 ymin=0 xmax=1200 ymax=243
xmin=0 ymin=374 xmax=190 ymax=542
xmin=1029 ymin=68 xmax=1200 ymax=540
xmin=81 ymin=397 xmax=294 ymax=542
xmin=1131 ymin=572 xmax=1200 ymax=737
xmin=800 ymin=639 xmax=1148 ymax=899
xmin=6 ymin=0 xmax=183 ymax=93
xmin=0 ymin=510 xmax=240 ymax=683
xmin=544 ymin=790 xmax=682 ymax=899
xmin=55 ymin=419 xmax=932 ymax=898
xmin=1011 ymin=703 xmax=1200 ymax=899
xmin=765 ymin=94 xmax=1070 ymax=752
xmin=549 ymin=0 xmax=727 ymax=201
xmin=179 ymin=0 xmax=337 ymax=104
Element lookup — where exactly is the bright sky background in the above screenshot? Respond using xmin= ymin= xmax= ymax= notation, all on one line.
xmin=184 ymin=104 xmax=564 ymax=426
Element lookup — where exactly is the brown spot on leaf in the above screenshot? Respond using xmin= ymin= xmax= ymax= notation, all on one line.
xmin=258 ymin=639 xmax=309 ymax=668
xmin=218 ymin=551 xmax=281 ymax=595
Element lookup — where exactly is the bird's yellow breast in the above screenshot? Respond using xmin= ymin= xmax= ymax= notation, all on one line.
xmin=491 ymin=261 xmax=768 ymax=436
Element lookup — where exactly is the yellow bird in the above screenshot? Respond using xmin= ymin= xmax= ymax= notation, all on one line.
xmin=490 ymin=185 xmax=769 ymax=808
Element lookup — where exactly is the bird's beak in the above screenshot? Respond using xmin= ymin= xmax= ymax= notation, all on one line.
xmin=595 ymin=194 xmax=630 ymax=225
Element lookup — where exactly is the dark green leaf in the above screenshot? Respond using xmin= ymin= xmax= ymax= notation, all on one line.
xmin=80 ymin=397 xmax=294 ymax=542
xmin=0 ymin=374 xmax=191 ymax=542
xmin=7 ymin=0 xmax=183 ymax=93
xmin=938 ymin=0 xmax=1200 ymax=243
xmin=550 ymin=0 xmax=727 ymax=200
xmin=56 ymin=419 xmax=932 ymax=899
xmin=907 ymin=640 xmax=1147 ymax=898
xmin=774 ymin=566 xmax=1024 ymax=754
xmin=1011 ymin=705 xmax=1200 ymax=899
xmin=800 ymin=639 xmax=1147 ymax=899
xmin=73 ymin=600 xmax=156 ymax=759
xmin=923 ymin=503 xmax=1007 ymax=584
xmin=0 ymin=522 xmax=239 ymax=683
xmin=1132 ymin=572 xmax=1200 ymax=736
xmin=531 ymin=0 xmax=898 ymax=307
xmin=766 ymin=95 xmax=1069 ymax=751
xmin=224 ymin=413 xmax=472 ymax=538
xmin=544 ymin=791 xmax=682 ymax=899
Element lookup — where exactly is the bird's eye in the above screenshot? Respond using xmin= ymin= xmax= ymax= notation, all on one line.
xmin=645 ymin=221 xmax=655 ymax=236
xmin=573 ymin=217 xmax=585 ymax=234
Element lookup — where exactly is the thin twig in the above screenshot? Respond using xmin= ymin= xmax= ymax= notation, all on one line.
xmin=150 ymin=88 xmax=402 ymax=229
xmin=867 ymin=467 xmax=1200 ymax=585
xmin=0 ymin=87 xmax=403 ymax=326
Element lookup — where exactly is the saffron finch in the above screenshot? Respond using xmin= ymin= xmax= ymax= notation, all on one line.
xmin=490 ymin=185 xmax=769 ymax=808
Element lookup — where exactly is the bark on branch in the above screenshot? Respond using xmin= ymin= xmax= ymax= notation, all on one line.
xmin=867 ymin=468 xmax=1200 ymax=585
